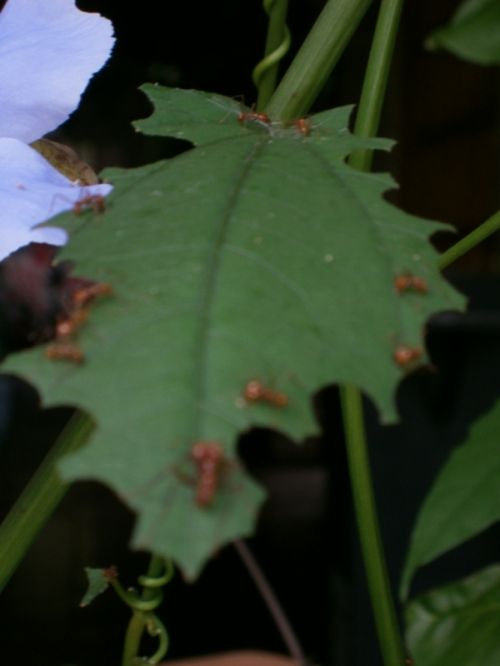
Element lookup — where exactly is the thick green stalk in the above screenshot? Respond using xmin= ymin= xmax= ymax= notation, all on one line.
xmin=267 ymin=0 xmax=406 ymax=659
xmin=439 ymin=209 xmax=500 ymax=270
xmin=265 ymin=0 xmax=373 ymax=121
xmin=0 ymin=411 xmax=93 ymax=594
xmin=267 ymin=5 xmax=405 ymax=662
xmin=254 ymin=0 xmax=291 ymax=111
xmin=349 ymin=0 xmax=404 ymax=171
xmin=342 ymin=1 xmax=406 ymax=665
xmin=340 ymin=386 xmax=405 ymax=666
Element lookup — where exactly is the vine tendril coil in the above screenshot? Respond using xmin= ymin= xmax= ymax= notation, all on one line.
xmin=143 ymin=613 xmax=169 ymax=665
xmin=130 ymin=612 xmax=169 ymax=665
xmin=253 ymin=0 xmax=291 ymax=109
xmin=113 ymin=557 xmax=174 ymax=666
xmin=138 ymin=557 xmax=174 ymax=588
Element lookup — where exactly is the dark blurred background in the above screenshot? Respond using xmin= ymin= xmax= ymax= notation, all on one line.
xmin=1 ymin=1 xmax=500 ymax=665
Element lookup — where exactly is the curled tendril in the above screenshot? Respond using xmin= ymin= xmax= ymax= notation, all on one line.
xmin=112 ymin=558 xmax=173 ymax=665
xmin=130 ymin=612 xmax=169 ymax=665
xmin=111 ymin=558 xmax=174 ymax=611
xmin=138 ymin=557 xmax=174 ymax=588
xmin=144 ymin=612 xmax=170 ymax=664
xmin=252 ymin=0 xmax=291 ymax=95
xmin=110 ymin=579 xmax=163 ymax=611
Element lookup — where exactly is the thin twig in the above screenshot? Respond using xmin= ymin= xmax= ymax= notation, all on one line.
xmin=233 ymin=539 xmax=306 ymax=665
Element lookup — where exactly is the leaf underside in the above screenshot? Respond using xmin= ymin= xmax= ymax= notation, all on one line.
xmin=406 ymin=564 xmax=500 ymax=666
xmin=401 ymin=399 xmax=500 ymax=599
xmin=3 ymin=87 xmax=463 ymax=578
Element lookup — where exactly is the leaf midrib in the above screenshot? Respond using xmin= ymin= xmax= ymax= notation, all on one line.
xmin=190 ymin=136 xmax=268 ymax=443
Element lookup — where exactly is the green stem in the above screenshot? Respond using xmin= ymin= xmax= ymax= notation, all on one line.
xmin=254 ymin=0 xmax=291 ymax=111
xmin=121 ymin=554 xmax=168 ymax=666
xmin=264 ymin=5 xmax=405 ymax=661
xmin=0 ymin=410 xmax=93 ymax=594
xmin=341 ymin=1 xmax=406 ymax=665
xmin=340 ymin=386 xmax=404 ymax=666
xmin=121 ymin=611 xmax=146 ymax=666
xmin=439 ymin=209 xmax=500 ymax=270
xmin=349 ymin=0 xmax=404 ymax=171
xmin=265 ymin=0 xmax=373 ymax=121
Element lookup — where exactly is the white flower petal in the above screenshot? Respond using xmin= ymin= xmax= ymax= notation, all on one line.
xmin=0 ymin=0 xmax=114 ymax=142
xmin=0 ymin=138 xmax=112 ymax=261
xmin=29 ymin=226 xmax=69 ymax=246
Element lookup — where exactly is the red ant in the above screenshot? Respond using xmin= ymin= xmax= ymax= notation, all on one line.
xmin=55 ymin=307 xmax=88 ymax=338
xmin=46 ymin=279 xmax=112 ymax=364
xmin=72 ymin=282 xmax=113 ymax=307
xmin=243 ymin=379 xmax=288 ymax=407
xmin=102 ymin=566 xmax=119 ymax=581
xmin=72 ymin=193 xmax=106 ymax=215
xmin=45 ymin=341 xmax=84 ymax=364
xmin=394 ymin=273 xmax=428 ymax=294
xmin=190 ymin=441 xmax=227 ymax=508
xmin=55 ymin=280 xmax=111 ymax=338
xmin=293 ymin=118 xmax=312 ymax=136
xmin=47 ymin=307 xmax=88 ymax=364
xmin=237 ymin=111 xmax=271 ymax=126
xmin=393 ymin=345 xmax=422 ymax=368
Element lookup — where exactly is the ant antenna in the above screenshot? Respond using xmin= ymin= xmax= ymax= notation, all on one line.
xmin=233 ymin=539 xmax=307 ymax=665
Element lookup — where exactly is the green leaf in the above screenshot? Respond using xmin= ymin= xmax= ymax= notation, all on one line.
xmin=80 ymin=566 xmax=114 ymax=607
xmin=427 ymin=0 xmax=500 ymax=65
xmin=401 ymin=400 xmax=500 ymax=599
xmin=406 ymin=564 xmax=500 ymax=666
xmin=3 ymin=87 xmax=463 ymax=578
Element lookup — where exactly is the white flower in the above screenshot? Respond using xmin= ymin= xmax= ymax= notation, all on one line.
xmin=0 ymin=0 xmax=115 ymax=261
